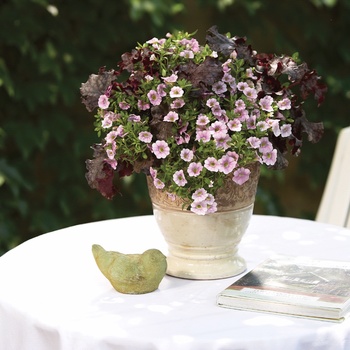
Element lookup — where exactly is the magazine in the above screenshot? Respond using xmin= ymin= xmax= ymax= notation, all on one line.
xmin=216 ymin=255 xmax=350 ymax=322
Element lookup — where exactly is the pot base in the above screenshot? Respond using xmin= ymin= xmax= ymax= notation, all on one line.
xmin=153 ymin=203 xmax=253 ymax=280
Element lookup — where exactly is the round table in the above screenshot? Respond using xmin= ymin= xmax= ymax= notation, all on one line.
xmin=1 ymin=215 xmax=350 ymax=350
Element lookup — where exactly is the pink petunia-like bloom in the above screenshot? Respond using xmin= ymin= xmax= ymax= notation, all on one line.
xmin=246 ymin=116 xmax=257 ymax=130
xmin=211 ymin=104 xmax=224 ymax=117
xmin=119 ymin=101 xmax=130 ymax=110
xmin=270 ymin=120 xmax=281 ymax=137
xmin=162 ymin=74 xmax=178 ymax=83
xmin=247 ymin=136 xmax=261 ymax=149
xmin=195 ymin=129 xmax=211 ymax=143
xmin=206 ymin=200 xmax=218 ymax=214
xmin=192 ymin=188 xmax=208 ymax=202
xmin=138 ymin=131 xmax=153 ymax=143
xmin=173 ymin=170 xmax=188 ymax=187
xmin=169 ymin=86 xmax=184 ymax=98
xmin=204 ymin=157 xmax=220 ymax=172
xmin=128 ymin=114 xmax=141 ymax=122
xmin=256 ymin=120 xmax=269 ymax=131
xmin=277 ymin=98 xmax=292 ymax=110
xmin=152 ymin=140 xmax=170 ymax=159
xmin=214 ymin=132 xmax=230 ymax=150
xmin=280 ymin=124 xmax=292 ymax=137
xmin=187 ymin=162 xmax=203 ymax=177
xmin=153 ymin=177 xmax=165 ymax=189
xmin=105 ymin=158 xmax=117 ymax=170
xmin=209 ymin=121 xmax=227 ymax=136
xmin=105 ymin=130 xmax=118 ymax=144
xmin=157 ymin=83 xmax=167 ymax=97
xmin=218 ymin=154 xmax=237 ymax=174
xmin=243 ymin=87 xmax=258 ymax=100
xmin=212 ymin=81 xmax=227 ymax=95
xmin=170 ymin=99 xmax=185 ymax=109
xmin=234 ymin=108 xmax=249 ymax=121
xmin=137 ymin=100 xmax=150 ymax=111
xmin=190 ymin=201 xmax=208 ymax=215
xmin=227 ymin=119 xmax=242 ymax=132
xmin=196 ymin=114 xmax=210 ymax=126
xmin=147 ymin=90 xmax=162 ymax=106
xmin=179 ymin=50 xmax=194 ymax=59
xmin=98 ymin=94 xmax=110 ymax=109
xmin=262 ymin=149 xmax=277 ymax=166
xmin=149 ymin=167 xmax=157 ymax=179
xmin=235 ymin=99 xmax=246 ymax=110
xmin=222 ymin=73 xmax=235 ymax=84
xmin=259 ymin=137 xmax=273 ymax=153
xmin=164 ymin=111 xmax=179 ymax=122
xmin=237 ymin=82 xmax=249 ymax=91
xmin=226 ymin=151 xmax=239 ymax=162
xmin=232 ymin=167 xmax=251 ymax=185
xmin=259 ymin=95 xmax=274 ymax=112
xmin=180 ymin=148 xmax=194 ymax=162
xmin=206 ymin=98 xmax=219 ymax=108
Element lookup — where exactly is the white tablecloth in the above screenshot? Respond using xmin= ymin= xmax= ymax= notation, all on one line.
xmin=1 ymin=215 xmax=350 ymax=350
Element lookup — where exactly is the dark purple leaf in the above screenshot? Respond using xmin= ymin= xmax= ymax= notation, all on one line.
xmin=80 ymin=70 xmax=116 ymax=112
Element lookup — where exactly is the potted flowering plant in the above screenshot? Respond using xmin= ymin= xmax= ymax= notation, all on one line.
xmin=81 ymin=26 xmax=326 ymax=216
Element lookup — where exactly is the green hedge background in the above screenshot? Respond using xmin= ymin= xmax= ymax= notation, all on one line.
xmin=1 ymin=0 xmax=349 ymax=255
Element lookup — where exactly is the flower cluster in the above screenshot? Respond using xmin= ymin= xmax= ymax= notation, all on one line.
xmin=81 ymin=26 xmax=326 ymax=215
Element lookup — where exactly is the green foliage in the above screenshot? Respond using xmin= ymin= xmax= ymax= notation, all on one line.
xmin=1 ymin=0 xmax=349 ymax=254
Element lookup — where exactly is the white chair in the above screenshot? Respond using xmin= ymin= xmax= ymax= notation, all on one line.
xmin=316 ymin=126 xmax=350 ymax=228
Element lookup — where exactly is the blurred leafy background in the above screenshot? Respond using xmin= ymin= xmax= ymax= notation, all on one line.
xmin=1 ymin=0 xmax=349 ymax=255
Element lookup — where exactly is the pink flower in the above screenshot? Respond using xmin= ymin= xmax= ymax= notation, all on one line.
xmin=137 ymin=100 xmax=150 ymax=111
xmin=281 ymin=124 xmax=292 ymax=137
xmin=179 ymin=50 xmax=194 ymax=59
xmin=157 ymin=83 xmax=167 ymax=97
xmin=192 ymin=188 xmax=208 ymax=202
xmin=219 ymin=154 xmax=237 ymax=174
xmin=173 ymin=170 xmax=187 ymax=186
xmin=204 ymin=157 xmax=219 ymax=172
xmin=232 ymin=167 xmax=251 ymax=185
xmin=153 ymin=178 xmax=165 ymax=189
xmin=214 ymin=132 xmax=230 ymax=150
xmin=259 ymin=137 xmax=273 ymax=153
xmin=147 ymin=90 xmax=162 ymax=105
xmin=195 ymin=129 xmax=211 ymax=143
xmin=259 ymin=95 xmax=274 ymax=112
xmin=187 ymin=162 xmax=203 ymax=177
xmin=196 ymin=114 xmax=210 ymax=126
xmin=262 ymin=149 xmax=277 ymax=165
xmin=180 ymin=148 xmax=194 ymax=162
xmin=119 ymin=101 xmax=130 ymax=110
xmin=247 ymin=136 xmax=261 ymax=149
xmin=128 ymin=114 xmax=141 ymax=122
xmin=243 ymin=87 xmax=257 ymax=100
xmin=206 ymin=98 xmax=219 ymax=108
xmin=169 ymin=86 xmax=184 ymax=98
xmin=227 ymin=119 xmax=242 ymax=131
xmin=277 ymin=98 xmax=291 ymax=110
xmin=212 ymin=81 xmax=227 ymax=94
xmin=190 ymin=201 xmax=207 ymax=215
xmin=138 ymin=131 xmax=153 ymax=143
xmin=170 ymin=99 xmax=185 ymax=109
xmin=210 ymin=121 xmax=227 ymax=136
xmin=98 ymin=94 xmax=110 ymax=109
xmin=164 ymin=111 xmax=179 ymax=122
xmin=162 ymin=74 xmax=178 ymax=83
xmin=235 ymin=99 xmax=246 ymax=110
xmin=152 ymin=140 xmax=170 ymax=159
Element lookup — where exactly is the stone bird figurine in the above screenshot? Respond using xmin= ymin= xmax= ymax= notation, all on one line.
xmin=92 ymin=244 xmax=167 ymax=294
